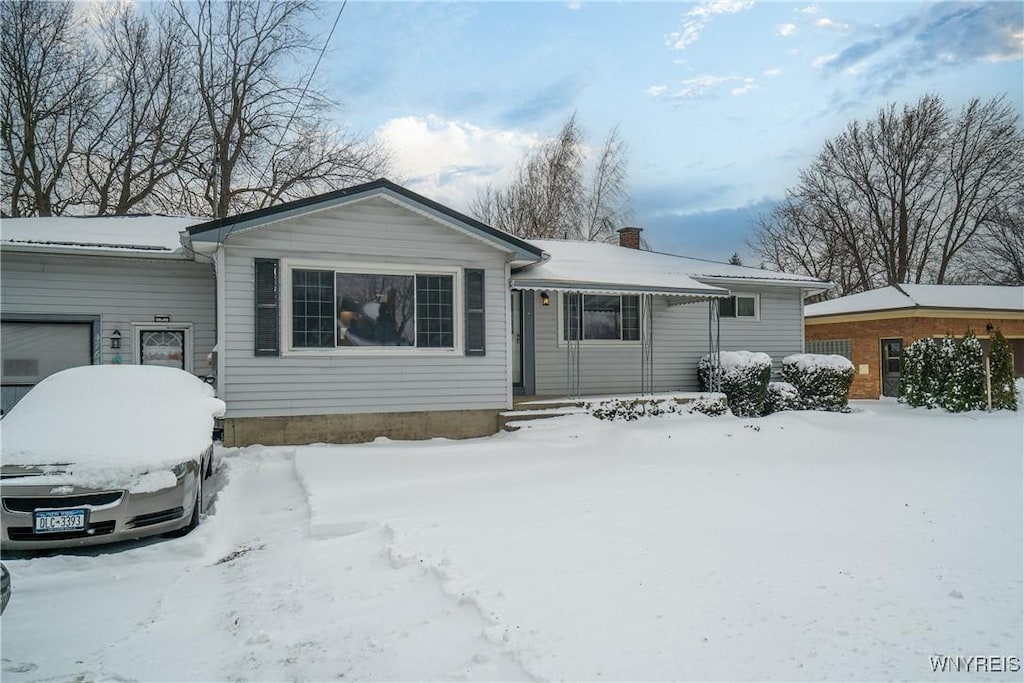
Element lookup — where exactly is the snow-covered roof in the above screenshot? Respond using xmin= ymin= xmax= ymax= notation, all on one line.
xmin=1 ymin=215 xmax=206 ymax=257
xmin=805 ymin=284 xmax=1024 ymax=317
xmin=512 ymin=240 xmax=825 ymax=298
xmin=512 ymin=240 xmax=728 ymax=298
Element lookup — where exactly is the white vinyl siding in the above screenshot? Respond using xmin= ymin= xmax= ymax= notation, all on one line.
xmin=0 ymin=252 xmax=216 ymax=376
xmin=533 ymin=285 xmax=804 ymax=396
xmin=220 ymin=196 xmax=510 ymax=418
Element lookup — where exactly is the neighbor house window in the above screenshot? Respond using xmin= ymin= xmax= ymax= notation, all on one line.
xmin=719 ymin=294 xmax=758 ymax=319
xmin=291 ymin=269 xmax=453 ymax=349
xmin=806 ymin=339 xmax=852 ymax=360
xmin=562 ymin=294 xmax=641 ymax=341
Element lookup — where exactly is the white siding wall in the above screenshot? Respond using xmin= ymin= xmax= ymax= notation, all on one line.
xmin=532 ymin=285 xmax=805 ymax=396
xmin=220 ymin=197 xmax=511 ymax=418
xmin=0 ymin=251 xmax=216 ymax=374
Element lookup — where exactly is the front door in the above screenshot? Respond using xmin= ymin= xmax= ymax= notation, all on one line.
xmin=140 ymin=330 xmax=186 ymax=370
xmin=511 ymin=291 xmax=523 ymax=387
xmin=880 ymin=338 xmax=903 ymax=397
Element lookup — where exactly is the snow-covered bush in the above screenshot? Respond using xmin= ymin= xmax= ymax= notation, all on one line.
xmin=781 ymin=354 xmax=855 ymax=412
xmin=697 ymin=351 xmax=772 ymax=417
xmin=590 ymin=398 xmax=680 ymax=421
xmin=687 ymin=395 xmax=728 ymax=416
xmin=939 ymin=333 xmax=985 ymax=412
xmin=900 ymin=334 xmax=986 ymax=412
xmin=764 ymin=381 xmax=801 ymax=414
xmin=989 ymin=328 xmax=1018 ymax=411
xmin=899 ymin=338 xmax=932 ymax=407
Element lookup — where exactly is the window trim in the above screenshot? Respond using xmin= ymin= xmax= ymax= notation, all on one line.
xmin=719 ymin=292 xmax=760 ymax=321
xmin=280 ymin=258 xmax=463 ymax=356
xmin=556 ymin=292 xmax=642 ymax=347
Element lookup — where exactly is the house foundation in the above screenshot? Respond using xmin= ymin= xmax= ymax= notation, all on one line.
xmin=221 ymin=409 xmax=501 ymax=447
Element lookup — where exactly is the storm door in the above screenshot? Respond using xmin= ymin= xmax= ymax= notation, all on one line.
xmin=880 ymin=338 xmax=903 ymax=397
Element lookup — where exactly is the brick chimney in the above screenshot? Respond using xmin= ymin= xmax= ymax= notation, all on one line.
xmin=617 ymin=226 xmax=642 ymax=249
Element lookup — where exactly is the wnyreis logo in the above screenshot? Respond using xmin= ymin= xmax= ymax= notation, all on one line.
xmin=929 ymin=655 xmax=1021 ymax=673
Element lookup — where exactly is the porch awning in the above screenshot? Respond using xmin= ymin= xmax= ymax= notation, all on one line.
xmin=511 ymin=240 xmax=730 ymax=303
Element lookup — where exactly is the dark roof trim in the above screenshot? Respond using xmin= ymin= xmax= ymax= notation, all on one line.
xmin=187 ymin=178 xmax=544 ymax=259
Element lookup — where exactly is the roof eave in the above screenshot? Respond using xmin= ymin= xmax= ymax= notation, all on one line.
xmin=694 ymin=275 xmax=833 ymax=289
xmin=0 ymin=242 xmax=187 ymax=260
xmin=510 ymin=278 xmax=729 ymax=298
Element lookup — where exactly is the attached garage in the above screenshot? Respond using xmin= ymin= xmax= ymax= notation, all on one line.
xmin=1 ymin=320 xmax=97 ymax=414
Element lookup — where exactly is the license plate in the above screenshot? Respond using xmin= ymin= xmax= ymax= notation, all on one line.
xmin=34 ymin=509 xmax=87 ymax=534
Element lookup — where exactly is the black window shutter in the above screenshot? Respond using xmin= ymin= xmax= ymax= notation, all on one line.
xmin=254 ymin=258 xmax=280 ymax=356
xmin=464 ymin=269 xmax=486 ymax=356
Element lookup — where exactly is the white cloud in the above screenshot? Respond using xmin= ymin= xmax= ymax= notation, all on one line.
xmin=565 ymin=0 xmax=582 ymax=10
xmin=375 ymin=116 xmax=541 ymax=212
xmin=763 ymin=67 xmax=783 ymax=77
xmin=796 ymin=4 xmax=819 ymax=14
xmin=776 ymin=23 xmax=798 ymax=37
xmin=812 ymin=53 xmax=837 ymax=68
xmin=687 ymin=0 xmax=754 ymax=19
xmin=646 ymin=85 xmax=669 ymax=96
xmin=730 ymin=78 xmax=757 ymax=96
xmin=661 ymin=74 xmax=754 ymax=98
xmin=816 ymin=17 xmax=849 ymax=31
xmin=667 ymin=0 xmax=754 ymax=50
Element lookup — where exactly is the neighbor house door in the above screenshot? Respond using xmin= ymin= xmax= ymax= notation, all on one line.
xmin=880 ymin=338 xmax=903 ymax=397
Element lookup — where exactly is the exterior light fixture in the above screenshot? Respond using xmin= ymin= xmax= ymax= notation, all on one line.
xmin=540 ymin=292 xmax=551 ymax=306
xmin=985 ymin=322 xmax=995 ymax=333
xmin=110 ymin=329 xmax=122 ymax=349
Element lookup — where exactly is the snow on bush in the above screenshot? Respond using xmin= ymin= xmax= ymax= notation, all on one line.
xmin=781 ymin=354 xmax=855 ymax=412
xmin=764 ymin=381 xmax=801 ymax=414
xmin=589 ymin=395 xmax=728 ymax=421
xmin=698 ymin=351 xmax=772 ymax=417
xmin=687 ymin=395 xmax=728 ymax=416
xmin=1 ymin=365 xmax=226 ymax=484
xmin=901 ymin=333 xmax=988 ymax=412
xmin=590 ymin=398 xmax=680 ymax=421
xmin=989 ymin=328 xmax=1018 ymax=411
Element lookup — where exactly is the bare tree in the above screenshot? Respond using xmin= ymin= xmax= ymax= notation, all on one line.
xmin=581 ymin=125 xmax=630 ymax=242
xmin=83 ymin=3 xmax=201 ymax=215
xmin=956 ymin=190 xmax=1024 ymax=285
xmin=751 ymin=94 xmax=1023 ymax=293
xmin=169 ymin=0 xmax=388 ymax=218
xmin=471 ymin=113 xmax=631 ymax=241
xmin=1 ymin=0 xmax=101 ymax=216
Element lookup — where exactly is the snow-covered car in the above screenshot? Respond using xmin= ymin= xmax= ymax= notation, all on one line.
xmin=0 ymin=366 xmax=225 ymax=550
xmin=1 ymin=563 xmax=10 ymax=615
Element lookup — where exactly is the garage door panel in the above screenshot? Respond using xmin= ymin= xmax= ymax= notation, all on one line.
xmin=1 ymin=322 xmax=93 ymax=384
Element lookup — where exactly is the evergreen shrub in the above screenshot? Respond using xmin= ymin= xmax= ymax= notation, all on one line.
xmin=697 ymin=351 xmax=772 ymax=417
xmin=781 ymin=354 xmax=855 ymax=412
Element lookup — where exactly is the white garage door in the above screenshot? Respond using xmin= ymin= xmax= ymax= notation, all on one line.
xmin=1 ymin=322 xmax=93 ymax=414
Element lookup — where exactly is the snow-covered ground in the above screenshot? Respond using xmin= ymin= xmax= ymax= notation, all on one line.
xmin=2 ymin=400 xmax=1021 ymax=681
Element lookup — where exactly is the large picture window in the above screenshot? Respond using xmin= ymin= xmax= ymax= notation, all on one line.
xmin=291 ymin=268 xmax=454 ymax=349
xmin=563 ymin=294 xmax=641 ymax=342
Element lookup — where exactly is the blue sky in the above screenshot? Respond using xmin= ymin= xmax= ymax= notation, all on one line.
xmin=320 ymin=1 xmax=1023 ymax=261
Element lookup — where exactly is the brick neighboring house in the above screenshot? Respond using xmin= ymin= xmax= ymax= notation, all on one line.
xmin=804 ymin=284 xmax=1024 ymax=399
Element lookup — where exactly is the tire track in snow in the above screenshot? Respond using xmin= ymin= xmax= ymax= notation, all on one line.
xmin=212 ymin=447 xmax=533 ymax=681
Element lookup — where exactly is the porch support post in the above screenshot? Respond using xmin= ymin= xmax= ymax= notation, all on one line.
xmin=641 ymin=293 xmax=654 ymax=395
xmin=707 ymin=298 xmax=722 ymax=391
xmin=566 ymin=291 xmax=581 ymax=399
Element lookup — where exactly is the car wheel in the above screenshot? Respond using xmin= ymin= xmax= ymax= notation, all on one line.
xmin=165 ymin=472 xmax=202 ymax=538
